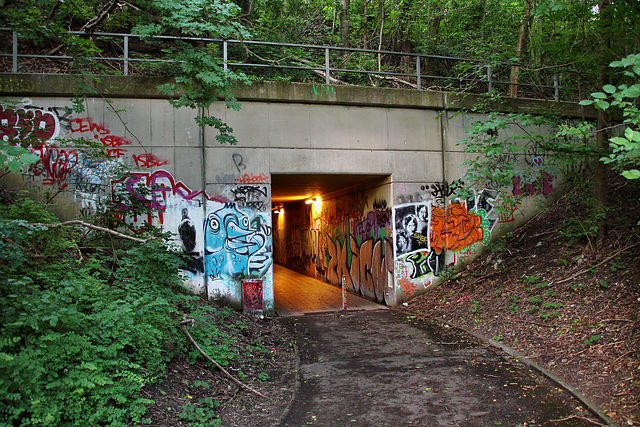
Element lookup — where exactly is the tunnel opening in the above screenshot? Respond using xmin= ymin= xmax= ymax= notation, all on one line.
xmin=271 ymin=173 xmax=393 ymax=316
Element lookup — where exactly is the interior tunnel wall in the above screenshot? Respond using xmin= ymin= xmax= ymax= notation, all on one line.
xmin=274 ymin=181 xmax=393 ymax=304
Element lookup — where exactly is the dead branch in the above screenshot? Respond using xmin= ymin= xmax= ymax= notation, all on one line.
xmin=549 ymin=415 xmax=605 ymax=426
xmin=179 ymin=318 xmax=268 ymax=399
xmin=34 ymin=220 xmax=154 ymax=244
xmin=47 ymin=0 xmax=120 ymax=56
xmin=556 ymin=241 xmax=640 ymax=285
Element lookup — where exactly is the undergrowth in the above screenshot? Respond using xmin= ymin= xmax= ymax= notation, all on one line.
xmin=0 ymin=195 xmax=247 ymax=426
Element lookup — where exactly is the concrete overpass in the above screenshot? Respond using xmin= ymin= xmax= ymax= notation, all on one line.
xmin=0 ymin=74 xmax=593 ymax=316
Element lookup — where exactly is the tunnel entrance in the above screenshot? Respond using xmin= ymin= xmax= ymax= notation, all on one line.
xmin=270 ymin=173 xmax=392 ymax=315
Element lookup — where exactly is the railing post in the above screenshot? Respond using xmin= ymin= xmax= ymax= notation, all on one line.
xmin=487 ymin=65 xmax=493 ymax=94
xmin=553 ymin=75 xmax=559 ymax=101
xmin=12 ymin=31 xmax=18 ymax=73
xmin=123 ymin=35 xmax=129 ymax=76
xmin=416 ymin=56 xmax=421 ymax=90
xmin=223 ymin=40 xmax=228 ymax=71
xmin=325 ymin=47 xmax=330 ymax=85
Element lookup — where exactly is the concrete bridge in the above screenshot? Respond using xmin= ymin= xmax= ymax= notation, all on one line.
xmin=0 ymin=74 xmax=592 ymax=316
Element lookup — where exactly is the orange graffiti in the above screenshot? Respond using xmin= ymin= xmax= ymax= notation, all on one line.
xmin=430 ymin=203 xmax=483 ymax=253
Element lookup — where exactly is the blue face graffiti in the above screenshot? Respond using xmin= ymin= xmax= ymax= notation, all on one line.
xmin=204 ymin=204 xmax=269 ymax=279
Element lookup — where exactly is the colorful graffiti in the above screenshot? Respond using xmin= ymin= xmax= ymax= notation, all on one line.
xmin=395 ymin=187 xmax=499 ymax=280
xmin=326 ymin=235 xmax=393 ymax=304
xmin=204 ymin=204 xmax=272 ymax=279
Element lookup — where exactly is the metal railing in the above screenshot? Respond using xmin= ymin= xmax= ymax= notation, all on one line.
xmin=0 ymin=28 xmax=588 ymax=101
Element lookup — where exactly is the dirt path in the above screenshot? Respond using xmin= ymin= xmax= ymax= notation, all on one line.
xmin=279 ymin=309 xmax=597 ymax=426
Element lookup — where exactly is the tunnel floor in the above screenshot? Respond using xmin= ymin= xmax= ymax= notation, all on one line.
xmin=273 ymin=264 xmax=385 ymax=317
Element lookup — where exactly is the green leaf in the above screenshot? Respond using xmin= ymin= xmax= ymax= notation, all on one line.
xmin=7 ymin=160 xmax=22 ymax=172
xmin=621 ymin=169 xmax=640 ymax=179
xmin=591 ymin=92 xmax=607 ymax=99
xmin=594 ymin=99 xmax=610 ymax=110
xmin=579 ymin=100 xmax=594 ymax=106
xmin=602 ymin=85 xmax=617 ymax=94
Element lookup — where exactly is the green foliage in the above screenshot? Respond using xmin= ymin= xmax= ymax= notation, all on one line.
xmin=581 ymin=53 xmax=640 ymax=181
xmin=457 ymin=110 xmax=597 ymax=217
xmin=0 ymin=196 xmax=252 ymax=425
xmin=178 ymin=397 xmax=221 ymax=427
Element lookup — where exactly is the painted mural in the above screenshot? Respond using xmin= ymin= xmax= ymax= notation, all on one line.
xmin=0 ymin=99 xmax=274 ymax=313
xmin=393 ymin=183 xmax=501 ymax=300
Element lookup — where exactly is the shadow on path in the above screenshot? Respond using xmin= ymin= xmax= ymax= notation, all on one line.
xmin=280 ymin=309 xmax=594 ymax=426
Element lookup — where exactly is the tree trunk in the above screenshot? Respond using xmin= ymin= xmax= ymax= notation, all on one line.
xmin=509 ymin=0 xmax=533 ymax=97
xmin=339 ymin=0 xmax=351 ymax=47
xmin=593 ymin=0 xmax=613 ymax=241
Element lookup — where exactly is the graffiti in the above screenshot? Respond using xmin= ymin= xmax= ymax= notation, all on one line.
xmin=395 ymin=192 xmax=425 ymax=204
xmin=373 ymin=199 xmax=388 ymax=211
xmin=398 ymin=275 xmax=418 ymax=297
xmin=423 ymin=180 xmax=464 ymax=205
xmin=0 ymin=104 xmax=60 ymax=145
xmin=30 ymin=146 xmax=79 ymax=187
xmin=235 ymin=173 xmax=269 ymax=184
xmin=204 ymin=204 xmax=271 ymax=279
xmin=512 ymin=171 xmax=555 ymax=197
xmin=116 ymin=169 xmax=229 ymax=226
xmin=69 ymin=117 xmax=131 ymax=158
xmin=242 ymin=280 xmax=264 ymax=310
xmin=133 ymin=153 xmax=169 ymax=169
xmin=404 ymin=249 xmax=446 ymax=278
xmin=232 ymin=153 xmax=246 ymax=173
xmin=312 ymin=83 xmax=335 ymax=98
xmin=177 ymin=207 xmax=204 ymax=275
xmin=230 ymin=185 xmax=268 ymax=211
xmin=352 ymin=210 xmax=392 ymax=241
xmin=326 ymin=235 xmax=393 ymax=304
xmin=395 ymin=203 xmax=430 ymax=255
xmin=430 ymin=202 xmax=484 ymax=253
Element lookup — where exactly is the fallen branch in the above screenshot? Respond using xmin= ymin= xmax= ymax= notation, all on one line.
xmin=549 ymin=415 xmax=605 ymax=426
xmin=179 ymin=318 xmax=267 ymax=399
xmin=35 ymin=220 xmax=154 ymax=244
xmin=556 ymin=241 xmax=640 ymax=285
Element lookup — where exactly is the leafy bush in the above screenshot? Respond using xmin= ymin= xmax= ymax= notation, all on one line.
xmin=0 ymin=196 xmax=239 ymax=426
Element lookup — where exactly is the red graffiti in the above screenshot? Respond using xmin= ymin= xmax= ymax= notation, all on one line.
xmin=235 ymin=173 xmax=269 ymax=184
xmin=398 ymin=275 xmax=418 ymax=297
xmin=430 ymin=203 xmax=483 ymax=254
xmin=69 ymin=117 xmax=132 ymax=151
xmin=242 ymin=280 xmax=264 ymax=310
xmin=115 ymin=169 xmax=230 ymax=225
xmin=0 ymin=105 xmax=59 ymax=146
xmin=30 ymin=146 xmax=79 ymax=187
xmin=512 ymin=171 xmax=555 ymax=197
xmin=133 ymin=153 xmax=169 ymax=168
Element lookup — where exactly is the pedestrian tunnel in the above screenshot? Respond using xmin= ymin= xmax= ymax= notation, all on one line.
xmin=270 ymin=173 xmax=393 ymax=315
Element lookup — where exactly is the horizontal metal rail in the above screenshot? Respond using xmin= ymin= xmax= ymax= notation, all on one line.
xmin=0 ymin=28 xmax=583 ymax=101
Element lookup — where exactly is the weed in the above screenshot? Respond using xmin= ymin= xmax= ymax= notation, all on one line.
xmin=521 ymin=275 xmax=541 ymax=284
xmin=178 ymin=397 xmax=221 ymax=427
xmin=492 ymin=335 xmax=504 ymax=341
xmin=540 ymin=311 xmax=559 ymax=321
xmin=583 ymin=335 xmax=600 ymax=346
xmin=569 ymin=283 xmax=585 ymax=291
xmin=598 ymin=280 xmax=609 ymax=290
xmin=472 ymin=300 xmax=481 ymax=313
xmin=610 ymin=261 xmax=626 ymax=271
xmin=508 ymin=297 xmax=520 ymax=314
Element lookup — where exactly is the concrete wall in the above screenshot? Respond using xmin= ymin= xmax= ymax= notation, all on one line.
xmin=0 ymin=75 xmax=595 ymax=313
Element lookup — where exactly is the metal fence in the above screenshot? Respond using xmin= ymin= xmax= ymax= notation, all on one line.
xmin=0 ymin=28 xmax=588 ymax=102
